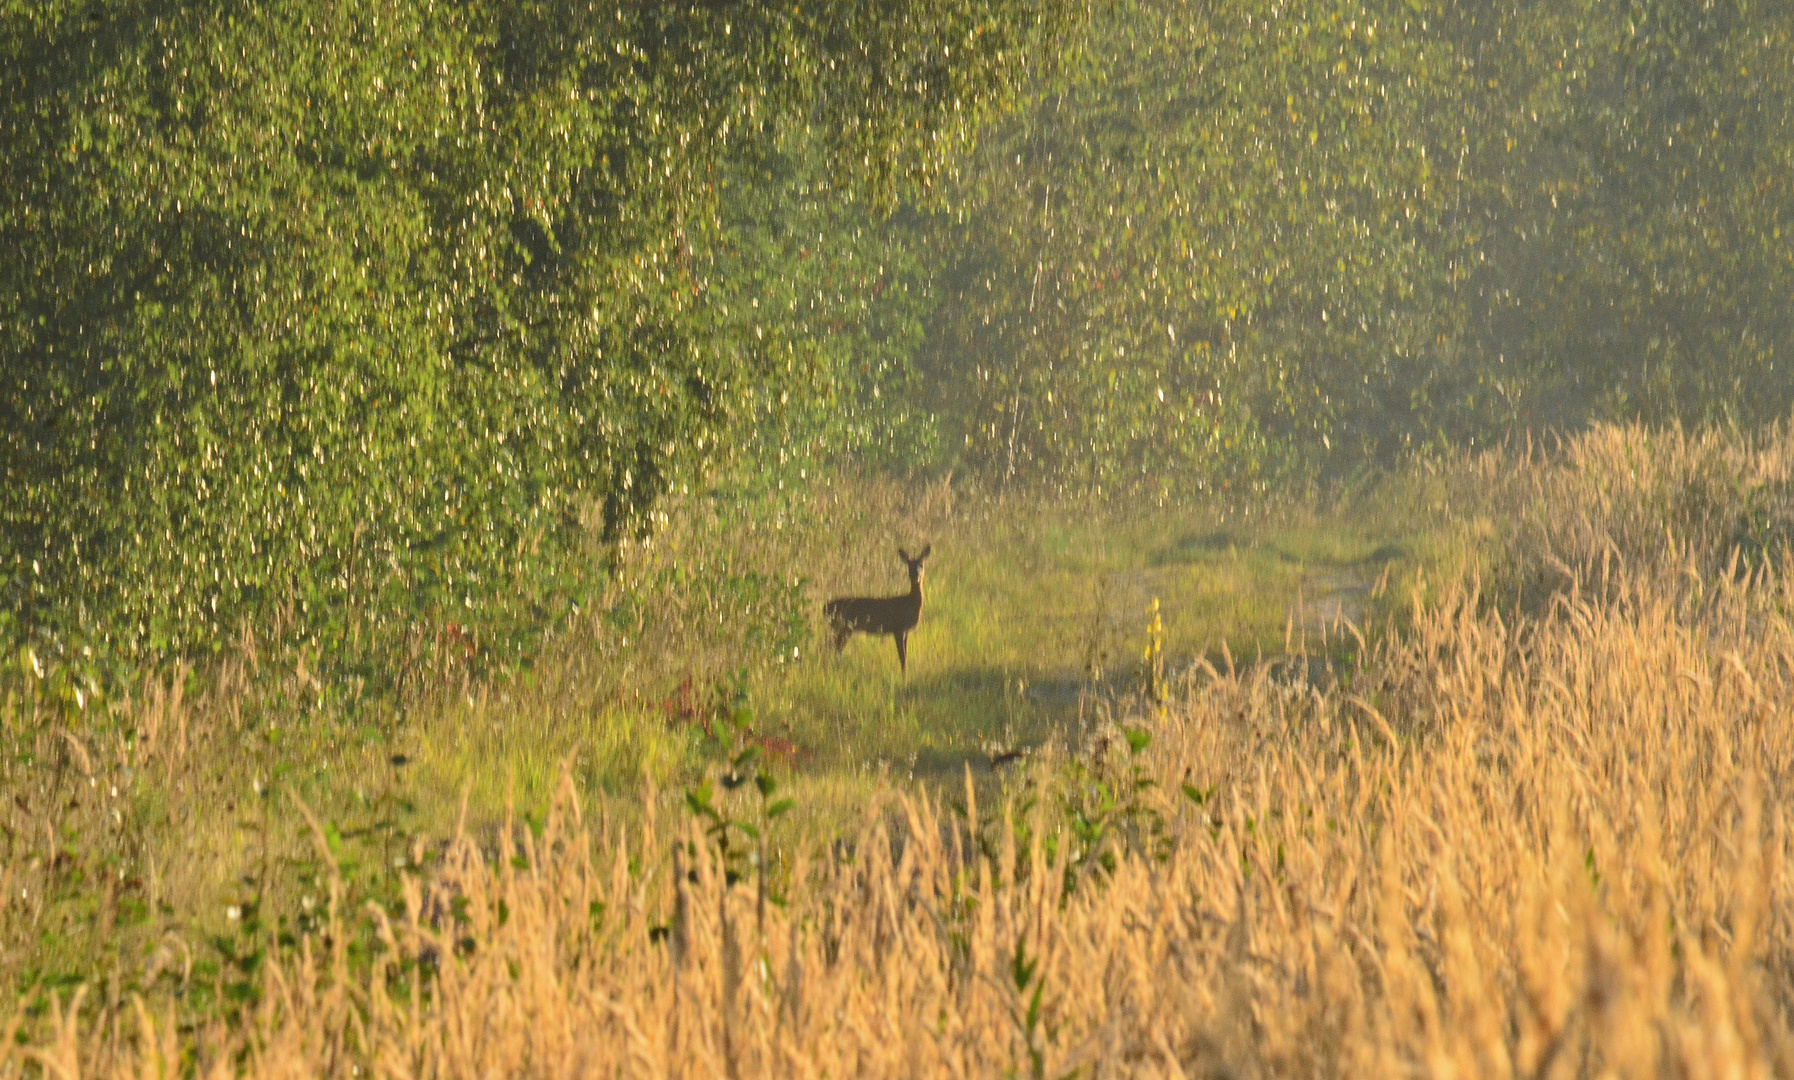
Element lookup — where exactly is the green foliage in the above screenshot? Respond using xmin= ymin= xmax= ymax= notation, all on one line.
xmin=1054 ymin=724 xmax=1171 ymax=896
xmin=910 ymin=0 xmax=1794 ymax=492
xmin=0 ymin=0 xmax=1085 ymax=662
xmin=974 ymin=723 xmax=1173 ymax=904
xmin=917 ymin=0 xmax=1463 ymax=492
xmin=0 ymin=639 xmax=440 ymax=1029
xmin=710 ymin=140 xmax=944 ymax=487
xmin=1005 ymin=934 xmax=1081 ymax=1080
xmin=683 ymin=699 xmax=795 ymax=943
xmin=1442 ymin=0 xmax=1794 ymax=430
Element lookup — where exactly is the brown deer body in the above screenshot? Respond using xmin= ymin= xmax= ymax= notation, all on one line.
xmin=825 ymin=546 xmax=931 ymax=674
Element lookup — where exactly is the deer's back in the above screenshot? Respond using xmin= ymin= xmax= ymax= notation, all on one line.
xmin=826 ymin=593 xmax=921 ymax=634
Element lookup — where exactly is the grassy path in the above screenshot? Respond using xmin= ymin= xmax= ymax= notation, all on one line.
xmin=384 ymin=488 xmax=1442 ymax=841
xmin=737 ymin=502 xmax=1420 ymax=822
xmin=0 ymin=481 xmax=1447 ymax=995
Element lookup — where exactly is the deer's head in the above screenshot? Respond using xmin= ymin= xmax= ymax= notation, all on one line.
xmin=898 ymin=545 xmax=932 ymax=587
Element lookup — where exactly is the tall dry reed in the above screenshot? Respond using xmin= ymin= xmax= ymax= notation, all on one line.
xmin=1466 ymin=421 xmax=1794 ymax=603
xmin=8 ymin=425 xmax=1794 ymax=1078
xmin=9 ymin=566 xmax=1794 ymax=1078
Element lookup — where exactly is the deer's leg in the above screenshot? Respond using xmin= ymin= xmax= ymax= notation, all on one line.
xmin=895 ymin=631 xmax=908 ymax=674
xmin=833 ymin=622 xmax=850 ymax=652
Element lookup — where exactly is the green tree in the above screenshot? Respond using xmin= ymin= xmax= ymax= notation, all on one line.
xmin=1442 ymin=0 xmax=1794 ymax=430
xmin=0 ymin=0 xmax=1083 ymax=660
xmin=908 ymin=0 xmax=1794 ymax=493
xmin=709 ymin=137 xmax=942 ymax=489
xmin=916 ymin=0 xmax=1469 ymax=494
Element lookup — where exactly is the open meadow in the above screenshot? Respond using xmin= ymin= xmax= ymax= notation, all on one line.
xmin=8 ymin=0 xmax=1794 ymax=1074
xmin=6 ymin=422 xmax=1794 ymax=1078
xmin=0 ymin=466 xmax=1430 ymax=1007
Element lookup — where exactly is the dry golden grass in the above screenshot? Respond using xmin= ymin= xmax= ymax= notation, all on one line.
xmin=1463 ymin=421 xmax=1794 ymax=600
xmin=8 ymin=422 xmax=1794 ymax=1078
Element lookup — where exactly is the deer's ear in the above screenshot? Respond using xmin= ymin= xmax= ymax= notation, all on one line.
xmin=919 ymin=544 xmax=932 ymax=560
xmin=898 ymin=548 xmax=912 ymax=562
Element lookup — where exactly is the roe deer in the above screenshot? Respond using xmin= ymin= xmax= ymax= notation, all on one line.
xmin=824 ymin=545 xmax=931 ymax=674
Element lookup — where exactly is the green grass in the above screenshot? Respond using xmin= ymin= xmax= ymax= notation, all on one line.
xmin=0 ymin=478 xmax=1453 ymax=999
xmin=291 ymin=485 xmax=1437 ymax=847
xmin=754 ymin=502 xmax=1414 ymax=794
xmin=384 ymin=486 xmax=1441 ymax=836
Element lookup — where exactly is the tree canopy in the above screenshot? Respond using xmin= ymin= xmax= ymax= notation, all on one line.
xmin=0 ymin=0 xmax=1081 ymax=659
xmin=914 ymin=0 xmax=1794 ymax=494
xmin=5 ymin=0 xmax=1792 ymax=665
